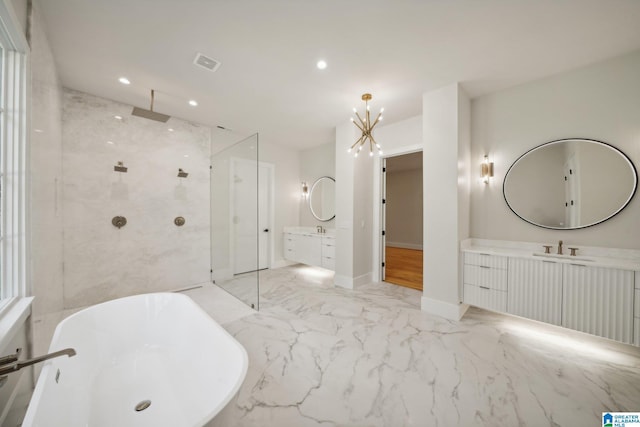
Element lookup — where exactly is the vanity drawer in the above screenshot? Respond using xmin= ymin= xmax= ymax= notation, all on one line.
xmin=464 ymin=284 xmax=507 ymax=312
xmin=321 ymin=255 xmax=335 ymax=271
xmin=322 ymin=243 xmax=335 ymax=258
xmin=463 ymin=264 xmax=507 ymax=291
xmin=464 ymin=252 xmax=508 ymax=270
xmin=284 ymin=233 xmax=296 ymax=249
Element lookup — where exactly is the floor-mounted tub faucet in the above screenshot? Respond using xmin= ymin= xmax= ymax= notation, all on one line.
xmin=0 ymin=347 xmax=76 ymax=381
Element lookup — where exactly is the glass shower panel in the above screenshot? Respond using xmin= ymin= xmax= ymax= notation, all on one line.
xmin=210 ymin=133 xmax=259 ymax=309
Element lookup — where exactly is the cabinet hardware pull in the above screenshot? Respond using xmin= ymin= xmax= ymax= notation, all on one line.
xmin=479 ymin=265 xmax=491 ymax=269
xmin=570 ymin=263 xmax=587 ymax=267
xmin=479 ymin=286 xmax=490 ymax=290
xmin=542 ymin=260 xmax=557 ymax=264
xmin=479 ymin=253 xmax=491 ymax=256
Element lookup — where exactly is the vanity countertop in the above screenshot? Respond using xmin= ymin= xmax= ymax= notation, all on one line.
xmin=461 ymin=238 xmax=640 ymax=271
xmin=284 ymin=226 xmax=335 ymax=237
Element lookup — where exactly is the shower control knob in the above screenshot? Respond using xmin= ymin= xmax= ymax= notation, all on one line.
xmin=174 ymin=216 xmax=186 ymax=226
xmin=112 ymin=216 xmax=127 ymax=229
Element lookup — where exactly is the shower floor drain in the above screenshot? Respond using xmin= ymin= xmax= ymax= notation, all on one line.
xmin=135 ymin=400 xmax=151 ymax=412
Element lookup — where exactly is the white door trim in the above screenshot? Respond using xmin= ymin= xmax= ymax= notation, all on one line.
xmin=372 ymin=144 xmax=422 ymax=283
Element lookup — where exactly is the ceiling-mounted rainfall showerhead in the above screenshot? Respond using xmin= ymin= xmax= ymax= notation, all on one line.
xmin=132 ymin=89 xmax=171 ymax=123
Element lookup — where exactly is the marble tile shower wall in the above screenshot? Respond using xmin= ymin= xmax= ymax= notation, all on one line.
xmin=61 ymin=89 xmax=211 ymax=308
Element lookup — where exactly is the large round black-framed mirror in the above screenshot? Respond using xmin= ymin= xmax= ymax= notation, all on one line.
xmin=309 ymin=176 xmax=336 ymax=222
xmin=503 ymin=138 xmax=637 ymax=230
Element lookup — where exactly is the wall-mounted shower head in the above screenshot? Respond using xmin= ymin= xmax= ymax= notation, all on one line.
xmin=178 ymin=168 xmax=188 ymax=178
xmin=132 ymin=89 xmax=171 ymax=123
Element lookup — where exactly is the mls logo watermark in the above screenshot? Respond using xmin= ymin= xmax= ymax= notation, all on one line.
xmin=603 ymin=412 xmax=640 ymax=427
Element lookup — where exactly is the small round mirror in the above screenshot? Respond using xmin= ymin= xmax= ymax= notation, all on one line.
xmin=309 ymin=176 xmax=336 ymax=222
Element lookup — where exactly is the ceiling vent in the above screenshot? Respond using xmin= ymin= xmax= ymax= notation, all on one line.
xmin=193 ymin=53 xmax=221 ymax=72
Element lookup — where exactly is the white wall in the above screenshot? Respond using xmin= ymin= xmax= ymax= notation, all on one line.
xmin=30 ymin=0 xmax=64 ymax=316
xmin=385 ymin=167 xmax=422 ymax=249
xmin=334 ymin=122 xmax=355 ymax=287
xmin=299 ymin=142 xmax=335 ymax=227
xmin=471 ymin=49 xmax=640 ymax=249
xmin=61 ymin=89 xmax=211 ymax=308
xmin=422 ymin=83 xmax=470 ymax=320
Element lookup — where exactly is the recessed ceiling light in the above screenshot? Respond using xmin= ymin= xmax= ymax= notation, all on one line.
xmin=188 ymin=100 xmax=198 ymax=107
xmin=184 ymin=154 xmax=189 ymax=157
xmin=114 ymin=115 xmax=123 ymax=120
xmin=118 ymin=77 xmax=131 ymax=85
xmin=107 ymin=140 xmax=114 ymax=145
xmin=168 ymin=128 xmax=174 ymax=132
xmin=316 ymin=60 xmax=327 ymax=70
xmin=34 ymin=129 xmax=44 ymax=133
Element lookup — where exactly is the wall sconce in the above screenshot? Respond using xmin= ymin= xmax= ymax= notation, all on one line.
xmin=301 ymin=181 xmax=309 ymax=198
xmin=481 ymin=155 xmax=494 ymax=184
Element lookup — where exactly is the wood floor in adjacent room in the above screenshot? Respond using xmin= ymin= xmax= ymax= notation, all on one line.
xmin=384 ymin=246 xmax=423 ymax=290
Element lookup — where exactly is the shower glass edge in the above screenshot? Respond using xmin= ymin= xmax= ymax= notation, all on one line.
xmin=210 ymin=133 xmax=259 ymax=310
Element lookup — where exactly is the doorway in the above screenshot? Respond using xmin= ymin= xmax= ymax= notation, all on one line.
xmin=381 ymin=151 xmax=423 ymax=290
xmin=232 ymin=159 xmax=273 ymax=274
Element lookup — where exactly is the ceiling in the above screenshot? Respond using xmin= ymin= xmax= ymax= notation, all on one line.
xmin=37 ymin=0 xmax=640 ymax=150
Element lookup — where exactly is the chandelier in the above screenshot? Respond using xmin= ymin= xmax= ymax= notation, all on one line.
xmin=348 ymin=93 xmax=383 ymax=157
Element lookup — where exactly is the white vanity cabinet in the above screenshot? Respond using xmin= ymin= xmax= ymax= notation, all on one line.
xmin=562 ymin=264 xmax=634 ymax=344
xmin=283 ymin=230 xmax=335 ymax=271
xmin=462 ymin=253 xmax=508 ymax=312
xmin=462 ymin=241 xmax=640 ymax=347
xmin=507 ymin=258 xmax=562 ymax=326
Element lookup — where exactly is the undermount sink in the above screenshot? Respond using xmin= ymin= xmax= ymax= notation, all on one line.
xmin=532 ymin=253 xmax=594 ymax=262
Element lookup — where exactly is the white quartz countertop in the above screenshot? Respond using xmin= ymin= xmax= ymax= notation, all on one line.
xmin=462 ymin=239 xmax=640 ymax=271
xmin=284 ymin=226 xmax=335 ymax=237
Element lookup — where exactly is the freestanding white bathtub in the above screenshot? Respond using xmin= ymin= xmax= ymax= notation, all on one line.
xmin=22 ymin=293 xmax=248 ymax=427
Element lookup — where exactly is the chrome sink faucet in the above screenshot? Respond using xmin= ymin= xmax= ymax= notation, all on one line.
xmin=0 ymin=347 xmax=76 ymax=378
xmin=317 ymin=226 xmax=324 ymax=234
xmin=557 ymin=240 xmax=563 ymax=255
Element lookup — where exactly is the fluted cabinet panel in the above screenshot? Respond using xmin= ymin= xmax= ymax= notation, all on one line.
xmin=562 ymin=265 xmax=634 ymax=344
xmin=635 ymin=318 xmax=640 ymax=346
xmin=635 ymin=289 xmax=640 ymax=318
xmin=507 ymin=259 xmax=562 ymax=325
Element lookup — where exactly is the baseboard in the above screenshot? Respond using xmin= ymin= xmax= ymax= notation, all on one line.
xmin=334 ymin=272 xmax=372 ymax=289
xmin=386 ymin=241 xmax=423 ymax=250
xmin=421 ymin=296 xmax=469 ymax=321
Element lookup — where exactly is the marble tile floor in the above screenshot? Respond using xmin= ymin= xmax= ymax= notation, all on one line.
xmin=29 ymin=264 xmax=640 ymax=427
xmin=199 ymin=265 xmax=640 ymax=427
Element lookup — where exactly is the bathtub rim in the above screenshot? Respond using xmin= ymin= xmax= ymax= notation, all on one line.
xmin=23 ymin=292 xmax=249 ymax=427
